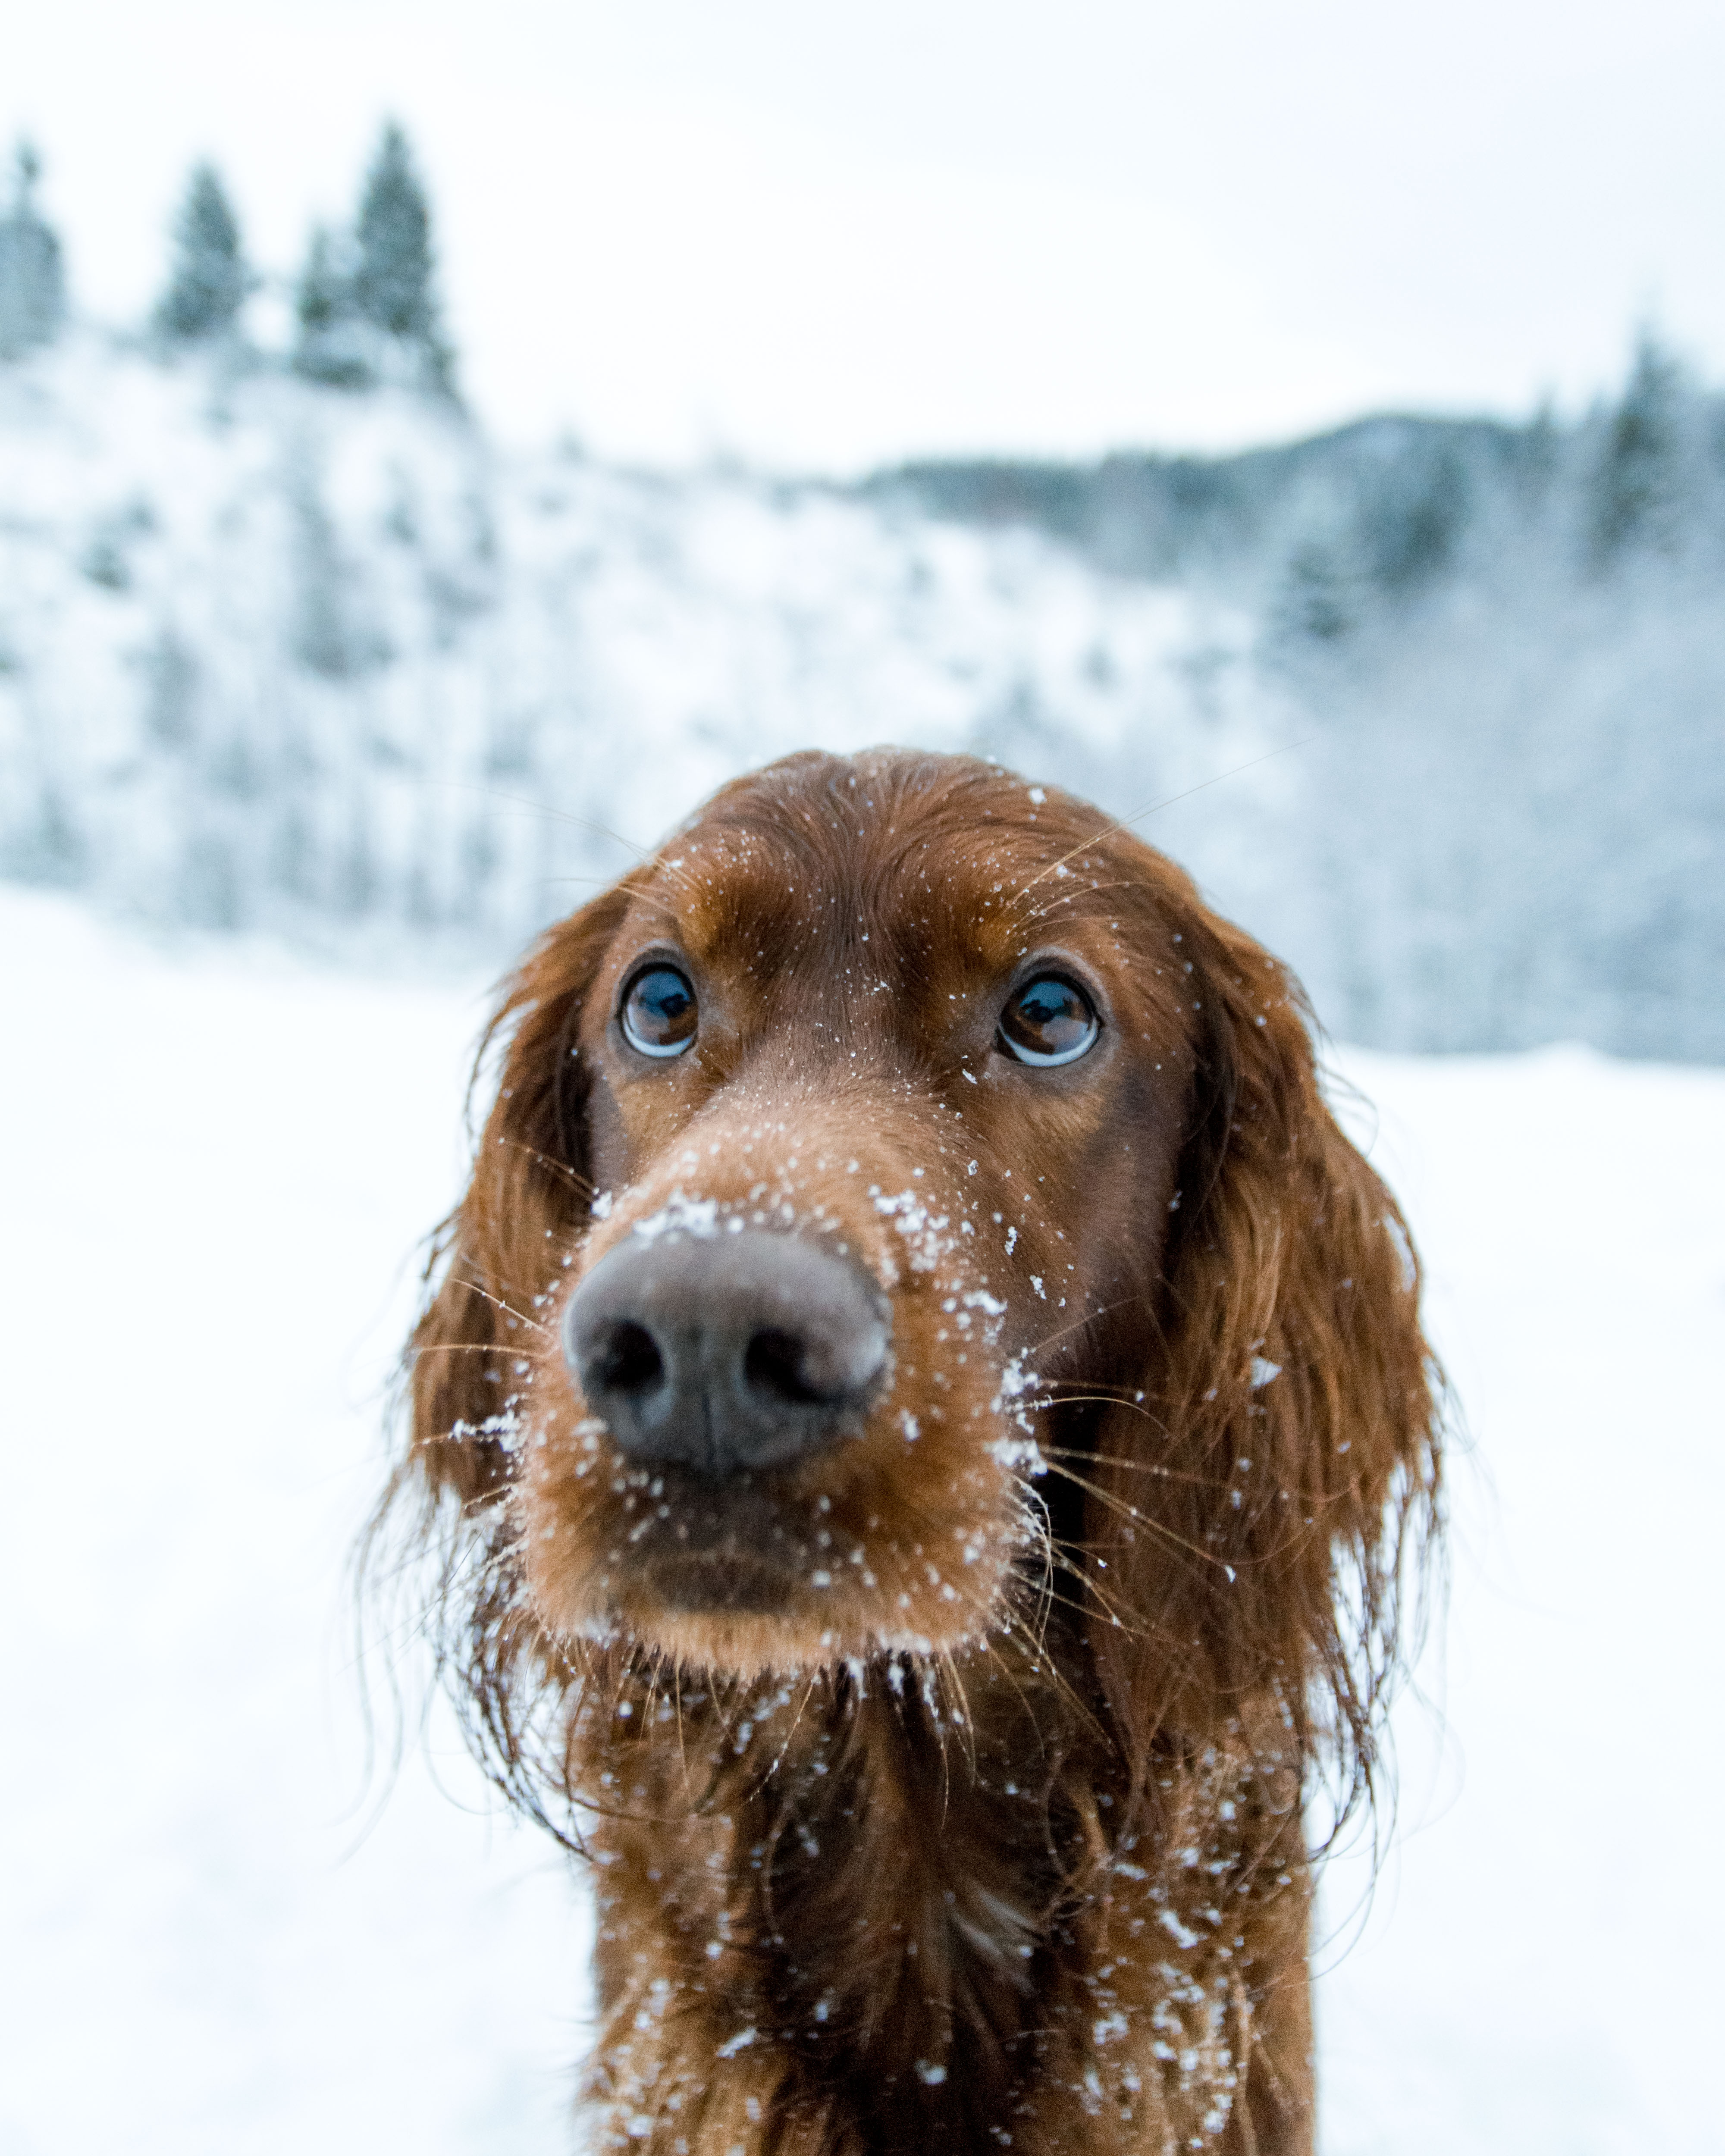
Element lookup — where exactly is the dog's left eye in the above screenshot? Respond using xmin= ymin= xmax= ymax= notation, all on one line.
xmin=998 ymin=975 xmax=1099 ymax=1066
xmin=621 ymin=965 xmax=699 ymax=1057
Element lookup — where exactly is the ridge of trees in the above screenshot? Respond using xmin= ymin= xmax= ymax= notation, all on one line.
xmin=865 ymin=338 xmax=1725 ymax=612
xmin=0 ymin=123 xmax=458 ymax=399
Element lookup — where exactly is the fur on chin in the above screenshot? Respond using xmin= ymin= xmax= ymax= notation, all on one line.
xmin=527 ymin=1558 xmax=1002 ymax=1683
xmin=518 ymin=1405 xmax=1032 ymax=1683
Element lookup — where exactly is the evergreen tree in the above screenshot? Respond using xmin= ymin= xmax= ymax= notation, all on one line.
xmin=0 ymin=141 xmax=66 ymax=360
xmin=354 ymin=123 xmax=454 ymax=393
xmin=1358 ymin=443 xmax=1470 ymax=597
xmin=292 ymin=224 xmax=369 ymax=387
xmin=156 ymin=163 xmax=250 ymax=341
xmin=1273 ymin=536 xmax=1354 ymax=646
xmin=1589 ymin=333 xmax=1690 ymax=564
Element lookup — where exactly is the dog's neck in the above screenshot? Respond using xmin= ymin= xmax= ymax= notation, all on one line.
xmin=574 ymin=1643 xmax=1308 ymax=2153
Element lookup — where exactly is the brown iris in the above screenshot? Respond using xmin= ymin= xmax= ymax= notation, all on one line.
xmin=997 ymin=974 xmax=1099 ymax=1066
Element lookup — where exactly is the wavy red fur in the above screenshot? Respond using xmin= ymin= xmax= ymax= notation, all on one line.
xmin=374 ymin=748 xmax=1440 ymax=2154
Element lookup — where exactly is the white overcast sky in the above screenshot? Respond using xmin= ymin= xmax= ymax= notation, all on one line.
xmin=9 ymin=0 xmax=1725 ymax=470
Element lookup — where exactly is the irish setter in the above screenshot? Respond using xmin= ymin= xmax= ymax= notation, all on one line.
xmin=383 ymin=748 xmax=1439 ymax=2154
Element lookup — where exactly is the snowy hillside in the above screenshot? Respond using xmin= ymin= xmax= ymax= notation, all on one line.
xmin=892 ymin=367 xmax=1725 ymax=1063
xmin=0 ymin=333 xmax=1285 ymax=957
xmin=4 ymin=884 xmax=1722 ymax=2156
xmin=4 ymin=330 xmax=1722 ymax=1059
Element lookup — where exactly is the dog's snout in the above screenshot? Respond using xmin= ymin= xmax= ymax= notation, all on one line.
xmin=562 ymin=1231 xmax=889 ymax=1474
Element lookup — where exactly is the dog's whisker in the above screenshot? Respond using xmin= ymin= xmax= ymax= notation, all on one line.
xmin=407 ymin=1340 xmax=538 ymax=1362
xmin=998 ymin=739 xmax=1311 ymax=919
xmin=1020 ymin=1385 xmax=1158 ymax=1420
xmin=1025 ymin=1456 xmax=1240 ymax=1580
xmin=1030 ymin=1374 xmax=1159 ymax=1405
xmin=1038 ymin=1442 xmax=1236 ymax=1491
xmin=498 ymin=1135 xmax=596 ymax=1197
xmin=427 ymin=780 xmax=703 ymax=899
xmin=1016 ymin=881 xmax=1145 ymax=930
xmin=754 ymin=1668 xmax=824 ymax=1792
xmin=1015 ymin=1299 xmax=1140 ymax=1357
xmin=1022 ymin=1559 xmax=1144 ymax=1640
xmin=442 ymin=1275 xmax=554 ymax=1338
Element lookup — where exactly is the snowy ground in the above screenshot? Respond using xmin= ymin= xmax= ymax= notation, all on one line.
xmin=4 ymin=884 xmax=1722 ymax=2155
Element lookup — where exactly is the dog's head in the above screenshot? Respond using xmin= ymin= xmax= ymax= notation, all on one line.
xmin=398 ymin=749 xmax=1437 ymax=1802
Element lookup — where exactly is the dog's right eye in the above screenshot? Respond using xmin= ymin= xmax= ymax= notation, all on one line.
xmin=621 ymin=966 xmax=699 ymax=1058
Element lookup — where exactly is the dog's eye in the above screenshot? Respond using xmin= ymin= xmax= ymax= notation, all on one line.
xmin=998 ymin=975 xmax=1099 ymax=1066
xmin=621 ymin=965 xmax=698 ymax=1058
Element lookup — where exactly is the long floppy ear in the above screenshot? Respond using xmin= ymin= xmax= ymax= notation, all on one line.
xmin=1091 ymin=898 xmax=1440 ymax=1818
xmin=403 ymin=881 xmax=634 ymax=1518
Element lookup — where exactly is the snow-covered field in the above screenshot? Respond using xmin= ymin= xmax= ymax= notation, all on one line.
xmin=4 ymin=882 xmax=1722 ymax=2155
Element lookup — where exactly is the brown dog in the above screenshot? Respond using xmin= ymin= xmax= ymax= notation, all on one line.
xmin=385 ymin=748 xmax=1439 ymax=2153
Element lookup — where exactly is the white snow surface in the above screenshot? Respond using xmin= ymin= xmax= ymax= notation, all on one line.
xmin=4 ymin=884 xmax=1722 ymax=2154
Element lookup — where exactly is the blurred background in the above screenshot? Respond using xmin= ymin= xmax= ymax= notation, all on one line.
xmin=3 ymin=5 xmax=1722 ymax=2153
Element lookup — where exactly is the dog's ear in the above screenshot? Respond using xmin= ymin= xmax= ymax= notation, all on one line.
xmin=405 ymin=883 xmax=634 ymax=1513
xmin=1091 ymin=902 xmax=1440 ymax=1808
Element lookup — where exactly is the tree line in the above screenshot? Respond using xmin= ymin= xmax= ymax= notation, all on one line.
xmin=875 ymin=332 xmax=1725 ymax=616
xmin=0 ymin=125 xmax=454 ymax=396
xmin=872 ymin=338 xmax=1725 ymax=1062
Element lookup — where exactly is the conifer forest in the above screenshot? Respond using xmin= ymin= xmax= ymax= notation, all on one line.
xmin=2 ymin=129 xmax=1720 ymax=1059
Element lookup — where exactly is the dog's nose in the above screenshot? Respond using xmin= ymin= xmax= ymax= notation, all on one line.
xmin=562 ymin=1231 xmax=890 ymax=1474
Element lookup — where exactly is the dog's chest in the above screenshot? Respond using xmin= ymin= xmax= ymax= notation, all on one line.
xmin=582 ymin=1702 xmax=1303 ymax=2153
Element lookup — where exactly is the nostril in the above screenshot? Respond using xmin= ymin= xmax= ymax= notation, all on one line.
xmin=743 ymin=1327 xmax=829 ymax=1407
xmin=594 ymin=1320 xmax=665 ymax=1397
xmin=564 ymin=1232 xmax=888 ymax=1471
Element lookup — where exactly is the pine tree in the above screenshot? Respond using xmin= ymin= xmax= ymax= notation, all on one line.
xmin=1358 ymin=441 xmax=1470 ymax=597
xmin=0 ymin=141 xmax=66 ymax=361
xmin=1273 ymin=536 xmax=1354 ymax=645
xmin=157 ymin=163 xmax=250 ymax=342
xmin=292 ymin=224 xmax=368 ymax=387
xmin=1589 ymin=333 xmax=1690 ymax=564
xmin=353 ymin=123 xmax=454 ymax=393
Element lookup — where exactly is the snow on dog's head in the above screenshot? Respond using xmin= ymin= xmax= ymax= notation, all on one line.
xmin=524 ymin=1108 xmax=1036 ymax=1676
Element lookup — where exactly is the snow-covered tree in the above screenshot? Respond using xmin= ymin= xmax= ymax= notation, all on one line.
xmin=353 ymin=123 xmax=455 ymax=395
xmin=1271 ymin=536 xmax=1355 ymax=645
xmin=1355 ymin=440 xmax=1470 ymax=596
xmin=156 ymin=163 xmax=250 ymax=342
xmin=0 ymin=142 xmax=66 ymax=360
xmin=292 ymin=224 xmax=369 ymax=387
xmin=1587 ymin=332 xmax=1691 ymax=564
